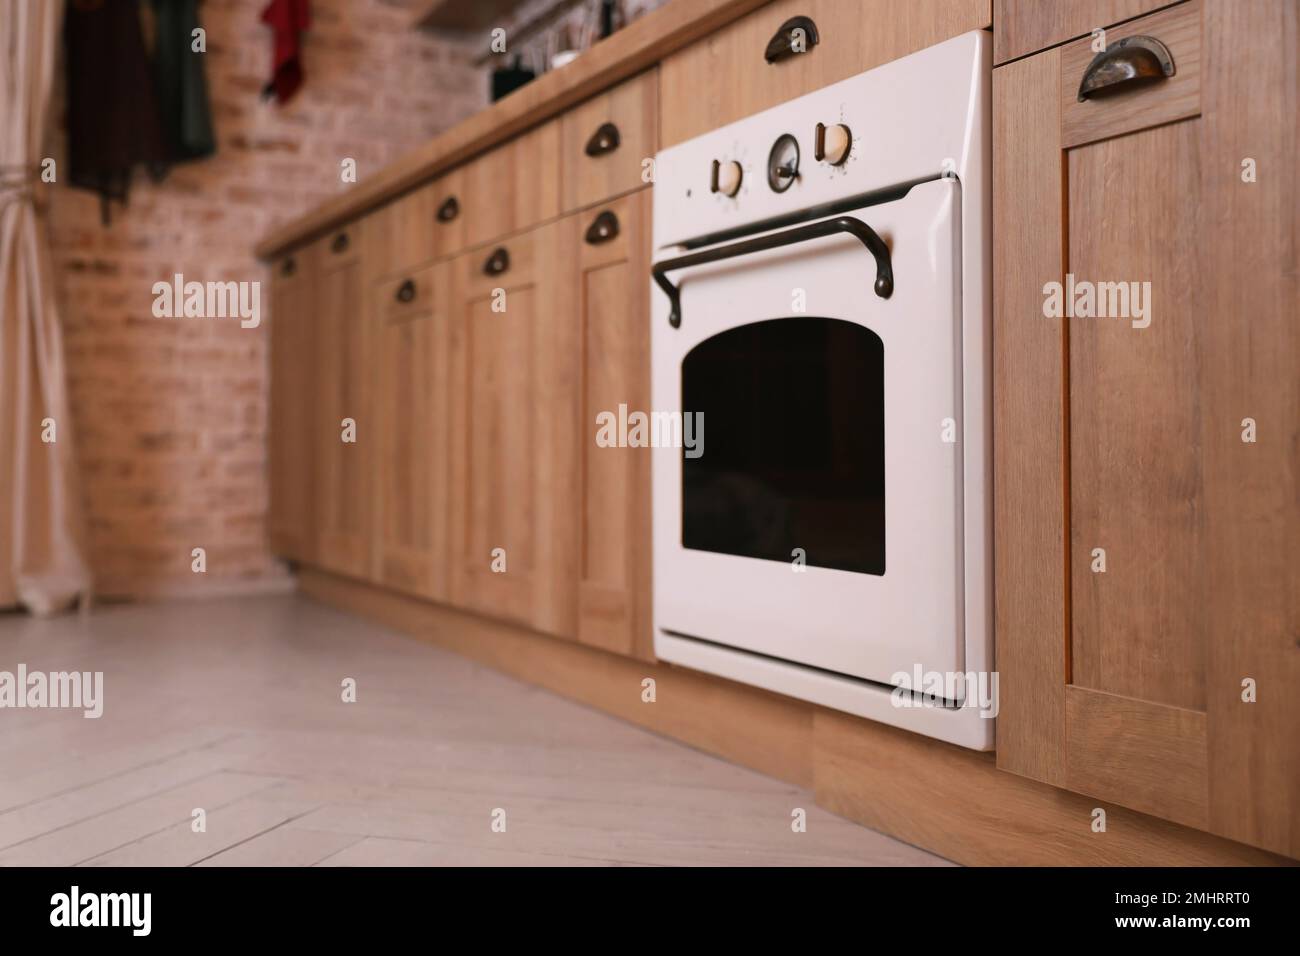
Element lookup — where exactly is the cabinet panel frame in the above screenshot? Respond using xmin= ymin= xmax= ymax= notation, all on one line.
xmin=370 ymin=260 xmax=453 ymax=600
xmin=568 ymin=191 xmax=655 ymax=660
xmin=268 ymin=246 xmax=317 ymax=563
xmin=446 ymin=220 xmax=579 ymax=637
xmin=312 ymin=227 xmax=372 ymax=579
xmin=994 ymin=0 xmax=1299 ymax=857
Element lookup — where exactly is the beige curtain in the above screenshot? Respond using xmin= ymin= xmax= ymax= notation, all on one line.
xmin=0 ymin=0 xmax=90 ymax=615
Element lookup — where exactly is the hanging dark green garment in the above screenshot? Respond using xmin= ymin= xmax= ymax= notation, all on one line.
xmin=150 ymin=0 xmax=216 ymax=162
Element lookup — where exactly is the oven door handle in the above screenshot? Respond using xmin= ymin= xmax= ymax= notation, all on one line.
xmin=652 ymin=215 xmax=893 ymax=328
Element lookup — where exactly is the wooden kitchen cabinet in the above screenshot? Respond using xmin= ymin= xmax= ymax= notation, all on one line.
xmin=367 ymin=171 xmax=470 ymax=271
xmin=658 ymin=0 xmax=991 ymax=147
xmin=312 ymin=223 xmax=372 ymax=580
xmin=994 ymin=0 xmax=1299 ymax=857
xmin=425 ymin=168 xmax=469 ymax=260
xmin=461 ymin=121 xmax=560 ymax=250
xmin=560 ymin=70 xmax=658 ymax=214
xmin=447 ymin=221 xmax=579 ymax=638
xmin=268 ymin=248 xmax=315 ymax=563
xmin=564 ymin=192 xmax=654 ymax=659
xmin=365 ymin=187 xmax=435 ymax=278
xmin=370 ymin=262 xmax=453 ymax=600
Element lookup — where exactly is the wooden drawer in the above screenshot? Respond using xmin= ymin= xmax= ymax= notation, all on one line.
xmin=560 ymin=70 xmax=658 ymax=214
xmin=994 ymin=0 xmax=1176 ymax=65
xmin=1059 ymin=1 xmax=1200 ymax=148
xmin=659 ymin=0 xmax=990 ymax=147
xmin=366 ymin=190 xmax=433 ymax=279
xmin=460 ymin=239 xmax=532 ymax=302
xmin=366 ymin=171 xmax=468 ymax=280
xmin=317 ymin=221 xmax=360 ymax=269
xmin=462 ymin=120 xmax=560 ymax=249
xmin=426 ymin=168 xmax=467 ymax=260
xmin=376 ymin=264 xmax=441 ymax=325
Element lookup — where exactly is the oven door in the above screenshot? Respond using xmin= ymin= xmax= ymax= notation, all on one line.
xmin=651 ymin=177 xmax=964 ymax=687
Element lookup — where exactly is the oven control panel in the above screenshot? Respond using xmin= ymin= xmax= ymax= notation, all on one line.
xmin=653 ymin=30 xmax=989 ymax=248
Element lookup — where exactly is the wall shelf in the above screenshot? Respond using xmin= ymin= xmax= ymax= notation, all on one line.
xmin=411 ymin=0 xmax=550 ymax=33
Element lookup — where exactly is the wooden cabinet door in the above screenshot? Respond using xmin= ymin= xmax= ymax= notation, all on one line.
xmin=447 ymin=221 xmax=578 ymax=637
xmin=565 ymin=192 xmax=653 ymax=659
xmin=994 ymin=0 xmax=1299 ymax=857
xmin=268 ymin=249 xmax=315 ymax=562
xmin=659 ymin=0 xmax=990 ymax=147
xmin=313 ymin=224 xmax=372 ymax=579
xmin=371 ymin=263 xmax=452 ymax=600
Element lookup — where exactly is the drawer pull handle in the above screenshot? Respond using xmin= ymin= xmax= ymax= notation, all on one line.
xmin=584 ymin=122 xmax=621 ymax=157
xmin=281 ymin=257 xmax=296 ymax=277
xmin=584 ymin=210 xmax=620 ymax=245
xmin=483 ymin=247 xmax=510 ymax=276
xmin=331 ymin=231 xmax=350 ymax=254
xmin=436 ymin=195 xmax=459 ymax=222
xmin=764 ymin=15 xmax=819 ymax=64
xmin=1077 ymin=35 xmax=1175 ymax=101
xmin=395 ymin=279 xmax=416 ymax=303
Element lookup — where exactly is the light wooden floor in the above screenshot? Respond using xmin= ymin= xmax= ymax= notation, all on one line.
xmin=0 ymin=594 xmax=949 ymax=867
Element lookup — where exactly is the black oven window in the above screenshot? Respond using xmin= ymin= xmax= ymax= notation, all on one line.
xmin=681 ymin=316 xmax=885 ymax=575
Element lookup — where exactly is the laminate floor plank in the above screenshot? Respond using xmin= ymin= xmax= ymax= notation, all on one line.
xmin=0 ymin=773 xmax=283 ymax=866
xmin=287 ymin=801 xmax=939 ymax=867
xmin=0 ymin=728 xmax=244 ymax=812
xmin=196 ymin=826 xmax=364 ymax=867
xmin=82 ymin=796 xmax=319 ymax=867
xmin=0 ymin=737 xmax=256 ymax=850
xmin=0 ymin=595 xmax=948 ymax=867
xmin=316 ymin=836 xmax=625 ymax=867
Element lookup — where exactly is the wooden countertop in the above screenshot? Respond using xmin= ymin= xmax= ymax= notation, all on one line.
xmin=255 ymin=0 xmax=769 ymax=260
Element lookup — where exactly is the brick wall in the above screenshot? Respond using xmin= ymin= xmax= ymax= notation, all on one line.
xmin=47 ymin=0 xmax=487 ymax=600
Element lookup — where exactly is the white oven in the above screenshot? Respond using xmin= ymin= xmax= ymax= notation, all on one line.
xmin=649 ymin=31 xmax=993 ymax=749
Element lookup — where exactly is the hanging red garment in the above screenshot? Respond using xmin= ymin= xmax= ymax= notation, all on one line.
xmin=261 ymin=0 xmax=311 ymax=104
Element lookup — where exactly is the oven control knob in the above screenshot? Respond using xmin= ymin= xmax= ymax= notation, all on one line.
xmin=815 ymin=123 xmax=852 ymax=166
xmin=712 ymin=160 xmax=743 ymax=197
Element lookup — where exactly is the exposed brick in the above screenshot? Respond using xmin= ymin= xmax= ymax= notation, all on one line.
xmin=44 ymin=0 xmax=637 ymax=599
